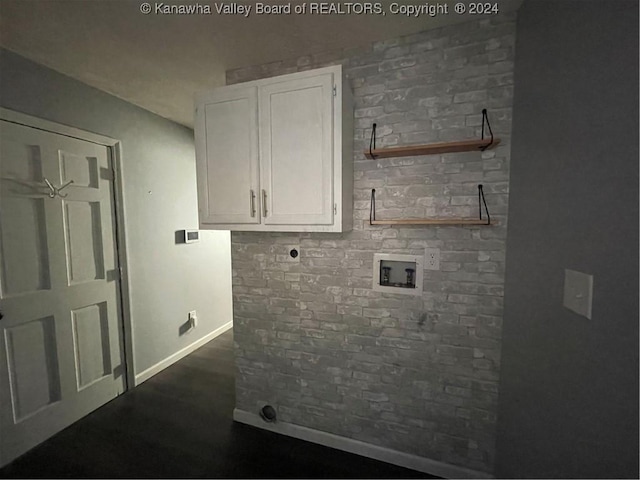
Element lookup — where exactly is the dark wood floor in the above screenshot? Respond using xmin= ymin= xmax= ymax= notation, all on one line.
xmin=1 ymin=329 xmax=433 ymax=478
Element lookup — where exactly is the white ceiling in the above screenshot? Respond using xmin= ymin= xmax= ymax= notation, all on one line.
xmin=0 ymin=0 xmax=521 ymax=127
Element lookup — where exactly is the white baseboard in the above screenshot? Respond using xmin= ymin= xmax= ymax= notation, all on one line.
xmin=135 ymin=321 xmax=232 ymax=385
xmin=233 ymin=409 xmax=492 ymax=479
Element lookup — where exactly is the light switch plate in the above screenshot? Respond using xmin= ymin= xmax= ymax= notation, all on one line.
xmin=563 ymin=269 xmax=593 ymax=319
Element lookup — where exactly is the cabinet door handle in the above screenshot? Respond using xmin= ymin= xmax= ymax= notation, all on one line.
xmin=262 ymin=189 xmax=268 ymax=218
xmin=250 ymin=189 xmax=256 ymax=217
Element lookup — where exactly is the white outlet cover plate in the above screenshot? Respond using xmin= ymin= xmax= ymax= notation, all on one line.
xmin=424 ymin=247 xmax=440 ymax=271
xmin=563 ymin=269 xmax=593 ymax=319
xmin=188 ymin=310 xmax=198 ymax=328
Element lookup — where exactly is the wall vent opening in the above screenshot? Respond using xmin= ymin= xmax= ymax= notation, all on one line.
xmin=259 ymin=405 xmax=277 ymax=422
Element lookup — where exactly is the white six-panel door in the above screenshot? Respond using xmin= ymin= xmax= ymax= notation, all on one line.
xmin=259 ymin=73 xmax=334 ymax=226
xmin=0 ymin=120 xmax=125 ymax=466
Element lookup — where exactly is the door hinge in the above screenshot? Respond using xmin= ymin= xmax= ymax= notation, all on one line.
xmin=333 ymin=85 xmax=337 ymax=97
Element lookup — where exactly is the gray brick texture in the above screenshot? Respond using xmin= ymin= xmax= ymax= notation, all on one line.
xmin=228 ymin=14 xmax=515 ymax=474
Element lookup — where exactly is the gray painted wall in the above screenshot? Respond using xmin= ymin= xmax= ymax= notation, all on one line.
xmin=0 ymin=48 xmax=233 ymax=379
xmin=495 ymin=1 xmax=639 ymax=478
xmin=228 ymin=14 xmax=515 ymax=474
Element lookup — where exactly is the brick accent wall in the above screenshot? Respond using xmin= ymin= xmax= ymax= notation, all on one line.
xmin=228 ymin=14 xmax=515 ymax=474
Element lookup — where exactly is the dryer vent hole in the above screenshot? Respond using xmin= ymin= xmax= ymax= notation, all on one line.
xmin=260 ymin=405 xmax=277 ymax=422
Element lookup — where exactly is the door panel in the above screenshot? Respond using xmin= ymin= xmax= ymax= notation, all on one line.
xmin=59 ymin=151 xmax=99 ymax=188
xmin=260 ymin=74 xmax=334 ymax=225
xmin=0 ymin=119 xmax=125 ymax=466
xmin=63 ymin=201 xmax=105 ymax=284
xmin=71 ymin=301 xmax=111 ymax=390
xmin=4 ymin=316 xmax=61 ymax=422
xmin=196 ymin=87 xmax=260 ymax=224
xmin=0 ymin=197 xmax=51 ymax=297
xmin=0 ymin=138 xmax=51 ymax=297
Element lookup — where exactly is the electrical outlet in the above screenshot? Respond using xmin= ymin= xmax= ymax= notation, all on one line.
xmin=188 ymin=310 xmax=198 ymax=329
xmin=425 ymin=248 xmax=440 ymax=271
xmin=563 ymin=269 xmax=593 ymax=319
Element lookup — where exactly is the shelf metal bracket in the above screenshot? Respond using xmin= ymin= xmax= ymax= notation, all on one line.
xmin=478 ymin=184 xmax=491 ymax=225
xmin=368 ymin=123 xmax=377 ymax=160
xmin=479 ymin=109 xmax=494 ymax=151
xmin=369 ymin=188 xmax=376 ymax=224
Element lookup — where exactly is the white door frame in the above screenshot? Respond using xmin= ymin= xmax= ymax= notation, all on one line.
xmin=0 ymin=107 xmax=136 ymax=391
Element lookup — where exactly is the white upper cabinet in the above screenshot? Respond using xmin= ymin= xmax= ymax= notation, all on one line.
xmin=260 ymin=73 xmax=333 ymax=226
xmin=195 ymin=65 xmax=353 ymax=232
xmin=195 ymin=86 xmax=259 ymax=225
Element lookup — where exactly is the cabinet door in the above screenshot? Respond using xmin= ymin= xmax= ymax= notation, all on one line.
xmin=196 ymin=86 xmax=260 ymax=225
xmin=259 ymin=73 xmax=334 ymax=226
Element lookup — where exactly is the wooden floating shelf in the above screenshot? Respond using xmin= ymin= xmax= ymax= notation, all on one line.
xmin=364 ymin=138 xmax=500 ymax=159
xmin=371 ymin=218 xmax=496 ymax=226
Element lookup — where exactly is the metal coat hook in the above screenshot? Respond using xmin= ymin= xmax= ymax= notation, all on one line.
xmin=44 ymin=178 xmax=74 ymax=198
xmin=44 ymin=178 xmax=56 ymax=198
